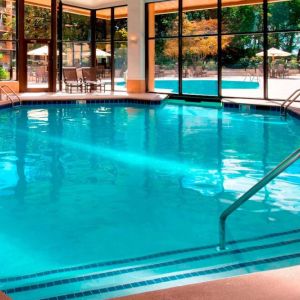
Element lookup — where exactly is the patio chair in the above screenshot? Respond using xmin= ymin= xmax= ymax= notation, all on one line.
xmin=96 ymin=65 xmax=105 ymax=78
xmin=277 ymin=64 xmax=289 ymax=78
xmin=194 ymin=66 xmax=207 ymax=77
xmin=63 ymin=68 xmax=83 ymax=93
xmin=82 ymin=67 xmax=110 ymax=93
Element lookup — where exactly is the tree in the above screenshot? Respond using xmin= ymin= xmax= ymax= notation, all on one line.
xmin=163 ymin=16 xmax=231 ymax=67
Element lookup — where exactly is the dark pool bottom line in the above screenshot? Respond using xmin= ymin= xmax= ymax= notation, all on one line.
xmin=1 ymin=228 xmax=300 ymax=284
xmin=5 ymin=238 xmax=300 ymax=295
xmin=38 ymin=252 xmax=300 ymax=300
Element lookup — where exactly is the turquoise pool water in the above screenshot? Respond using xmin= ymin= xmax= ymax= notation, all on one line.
xmin=0 ymin=103 xmax=299 ymax=299
xmin=117 ymin=79 xmax=260 ymax=95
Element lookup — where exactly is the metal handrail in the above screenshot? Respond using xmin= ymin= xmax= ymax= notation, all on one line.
xmin=0 ymin=85 xmax=21 ymax=106
xmin=280 ymin=89 xmax=300 ymax=117
xmin=0 ymin=87 xmax=14 ymax=106
xmin=219 ymin=148 xmax=300 ymax=250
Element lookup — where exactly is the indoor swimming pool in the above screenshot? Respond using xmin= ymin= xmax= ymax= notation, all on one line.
xmin=0 ymin=102 xmax=299 ymax=299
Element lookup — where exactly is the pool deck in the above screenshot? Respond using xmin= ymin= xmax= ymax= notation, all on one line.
xmin=113 ymin=266 xmax=300 ymax=300
xmin=18 ymin=91 xmax=167 ymax=102
xmin=0 ymin=91 xmax=300 ymax=118
xmin=0 ymin=92 xmax=300 ymax=118
xmin=0 ymin=292 xmax=10 ymax=300
xmin=0 ymin=91 xmax=299 ymax=118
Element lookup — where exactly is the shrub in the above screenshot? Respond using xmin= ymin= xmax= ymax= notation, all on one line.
xmin=0 ymin=67 xmax=9 ymax=80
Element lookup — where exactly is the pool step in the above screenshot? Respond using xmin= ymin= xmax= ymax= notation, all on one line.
xmin=2 ymin=229 xmax=300 ymax=300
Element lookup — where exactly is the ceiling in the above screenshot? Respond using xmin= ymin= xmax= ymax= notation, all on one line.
xmin=62 ymin=0 xmax=127 ymax=9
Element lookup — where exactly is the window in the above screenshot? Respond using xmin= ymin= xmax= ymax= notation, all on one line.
xmin=147 ymin=0 xmax=300 ymax=100
xmin=62 ymin=6 xmax=91 ymax=68
xmin=0 ymin=0 xmax=16 ymax=80
xmin=148 ymin=1 xmax=179 ymax=93
xmin=25 ymin=0 xmax=51 ymax=39
xmin=95 ymin=6 xmax=128 ymax=92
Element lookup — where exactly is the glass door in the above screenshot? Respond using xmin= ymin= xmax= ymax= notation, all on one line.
xmin=26 ymin=42 xmax=50 ymax=91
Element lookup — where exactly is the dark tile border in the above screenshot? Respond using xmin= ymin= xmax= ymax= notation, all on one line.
xmin=1 ymin=228 xmax=300 ymax=284
xmin=223 ymin=103 xmax=281 ymax=112
xmin=5 ymin=238 xmax=300 ymax=295
xmin=288 ymin=109 xmax=300 ymax=120
xmin=38 ymin=252 xmax=300 ymax=300
xmin=19 ymin=99 xmax=162 ymax=107
xmin=223 ymin=102 xmax=300 ymax=119
xmin=0 ymin=103 xmax=13 ymax=110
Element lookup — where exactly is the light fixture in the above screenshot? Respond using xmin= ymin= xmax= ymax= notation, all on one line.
xmin=129 ymin=35 xmax=138 ymax=44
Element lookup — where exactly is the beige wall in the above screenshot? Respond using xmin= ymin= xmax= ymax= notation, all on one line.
xmin=0 ymin=81 xmax=20 ymax=93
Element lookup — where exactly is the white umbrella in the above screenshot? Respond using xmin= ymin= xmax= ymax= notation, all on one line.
xmin=27 ymin=45 xmax=49 ymax=56
xmin=81 ymin=49 xmax=111 ymax=58
xmin=256 ymin=47 xmax=291 ymax=59
xmin=96 ymin=49 xmax=111 ymax=57
xmin=27 ymin=46 xmax=63 ymax=57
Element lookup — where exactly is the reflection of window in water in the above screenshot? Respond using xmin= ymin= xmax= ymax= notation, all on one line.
xmin=181 ymin=169 xmax=223 ymax=197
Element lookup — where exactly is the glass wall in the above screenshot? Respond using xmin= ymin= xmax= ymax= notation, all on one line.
xmin=182 ymin=0 xmax=218 ymax=96
xmin=62 ymin=6 xmax=91 ymax=68
xmin=221 ymin=0 xmax=264 ymax=98
xmin=148 ymin=0 xmax=179 ymax=94
xmin=96 ymin=6 xmax=127 ymax=92
xmin=267 ymin=0 xmax=300 ymax=99
xmin=25 ymin=0 xmax=51 ymax=39
xmin=113 ymin=6 xmax=127 ymax=91
xmin=25 ymin=0 xmax=52 ymax=89
xmin=96 ymin=9 xmax=112 ymax=89
xmin=147 ymin=0 xmax=300 ymax=100
xmin=0 ymin=0 xmax=16 ymax=81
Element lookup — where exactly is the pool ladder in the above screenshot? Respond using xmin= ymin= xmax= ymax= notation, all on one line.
xmin=219 ymin=147 xmax=300 ymax=250
xmin=0 ymin=85 xmax=21 ymax=107
xmin=280 ymin=89 xmax=300 ymax=117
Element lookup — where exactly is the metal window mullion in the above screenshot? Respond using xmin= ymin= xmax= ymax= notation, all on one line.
xmin=111 ymin=7 xmax=115 ymax=92
xmin=263 ymin=0 xmax=269 ymax=99
xmin=91 ymin=10 xmax=96 ymax=67
xmin=58 ymin=1 xmax=63 ymax=90
xmin=218 ymin=0 xmax=222 ymax=99
xmin=178 ymin=0 xmax=183 ymax=95
xmin=145 ymin=3 xmax=149 ymax=92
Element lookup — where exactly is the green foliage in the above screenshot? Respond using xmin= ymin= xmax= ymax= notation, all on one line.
xmin=205 ymin=60 xmax=217 ymax=71
xmin=288 ymin=58 xmax=299 ymax=69
xmin=24 ymin=5 xmax=51 ymax=39
xmin=154 ymin=1 xmax=300 ymax=68
xmin=222 ymin=6 xmax=263 ymax=33
xmin=0 ymin=67 xmax=9 ymax=80
xmin=115 ymin=28 xmax=127 ymax=41
xmin=63 ymin=12 xmax=90 ymax=41
xmin=114 ymin=18 xmax=128 ymax=41
xmin=268 ymin=0 xmax=300 ymax=31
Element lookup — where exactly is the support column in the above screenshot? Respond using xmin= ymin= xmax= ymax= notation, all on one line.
xmin=127 ymin=0 xmax=146 ymax=93
xmin=91 ymin=10 xmax=97 ymax=67
xmin=148 ymin=4 xmax=155 ymax=92
xmin=50 ymin=0 xmax=58 ymax=92
xmin=18 ymin=0 xmax=25 ymax=92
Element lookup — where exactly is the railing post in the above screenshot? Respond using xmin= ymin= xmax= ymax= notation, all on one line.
xmin=219 ymin=148 xmax=300 ymax=250
xmin=219 ymin=216 xmax=226 ymax=250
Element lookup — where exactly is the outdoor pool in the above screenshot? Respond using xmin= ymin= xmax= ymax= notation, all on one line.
xmin=0 ymin=103 xmax=299 ymax=300
xmin=117 ymin=79 xmax=260 ymax=95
